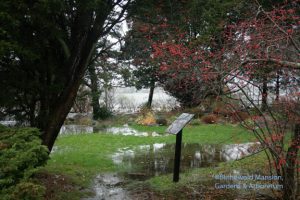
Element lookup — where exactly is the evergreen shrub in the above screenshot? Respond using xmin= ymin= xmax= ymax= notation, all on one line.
xmin=0 ymin=125 xmax=49 ymax=199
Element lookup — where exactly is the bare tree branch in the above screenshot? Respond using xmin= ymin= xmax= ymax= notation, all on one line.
xmin=242 ymin=58 xmax=300 ymax=69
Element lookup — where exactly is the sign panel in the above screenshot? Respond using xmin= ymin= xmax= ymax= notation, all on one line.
xmin=166 ymin=113 xmax=194 ymax=135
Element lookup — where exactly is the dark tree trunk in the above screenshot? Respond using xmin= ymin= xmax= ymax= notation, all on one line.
xmin=283 ymin=124 xmax=300 ymax=200
xmin=104 ymin=86 xmax=109 ymax=110
xmin=41 ymin=77 xmax=82 ymax=152
xmin=146 ymin=81 xmax=155 ymax=108
xmin=261 ymin=77 xmax=268 ymax=112
xmin=41 ymin=8 xmax=111 ymax=151
xmin=88 ymin=64 xmax=101 ymax=120
xmin=29 ymin=100 xmax=37 ymax=127
xmin=41 ymin=34 xmax=93 ymax=151
xmin=275 ymin=71 xmax=280 ymax=101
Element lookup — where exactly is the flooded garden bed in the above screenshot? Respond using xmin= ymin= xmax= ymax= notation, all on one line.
xmin=46 ymin=124 xmax=274 ymax=199
xmin=59 ymin=124 xmax=162 ymax=137
xmin=112 ymin=142 xmax=259 ymax=180
xmin=81 ymin=141 xmax=264 ymax=199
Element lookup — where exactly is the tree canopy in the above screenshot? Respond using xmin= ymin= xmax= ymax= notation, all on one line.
xmin=0 ymin=0 xmax=131 ymax=151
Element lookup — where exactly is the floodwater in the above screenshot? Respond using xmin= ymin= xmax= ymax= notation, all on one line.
xmin=104 ymin=125 xmax=161 ymax=137
xmin=111 ymin=142 xmax=259 ymax=180
xmin=0 ymin=120 xmax=17 ymax=126
xmin=85 ymin=142 xmax=260 ymax=200
xmin=59 ymin=125 xmax=94 ymax=134
xmin=60 ymin=124 xmax=162 ymax=137
xmin=82 ymin=173 xmax=130 ymax=200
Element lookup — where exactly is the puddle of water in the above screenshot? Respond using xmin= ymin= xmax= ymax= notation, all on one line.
xmin=104 ymin=125 xmax=162 ymax=137
xmin=112 ymin=142 xmax=259 ymax=180
xmin=105 ymin=126 xmax=149 ymax=136
xmin=82 ymin=173 xmax=130 ymax=200
xmin=59 ymin=125 xmax=93 ymax=134
xmin=59 ymin=124 xmax=161 ymax=137
xmin=0 ymin=120 xmax=17 ymax=126
xmin=222 ymin=143 xmax=258 ymax=160
xmin=87 ymin=142 xmax=261 ymax=199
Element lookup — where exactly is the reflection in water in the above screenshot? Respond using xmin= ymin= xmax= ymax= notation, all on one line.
xmin=0 ymin=120 xmax=17 ymax=126
xmin=222 ymin=143 xmax=257 ymax=160
xmin=104 ymin=125 xmax=161 ymax=137
xmin=59 ymin=124 xmax=161 ymax=137
xmin=59 ymin=125 xmax=93 ymax=134
xmin=82 ymin=173 xmax=130 ymax=200
xmin=112 ymin=143 xmax=259 ymax=179
xmin=105 ymin=126 xmax=149 ymax=136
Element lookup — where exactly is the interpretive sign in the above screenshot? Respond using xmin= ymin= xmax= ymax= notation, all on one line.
xmin=166 ymin=113 xmax=194 ymax=182
xmin=166 ymin=113 xmax=194 ymax=135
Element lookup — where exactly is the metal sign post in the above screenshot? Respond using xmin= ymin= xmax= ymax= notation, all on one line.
xmin=166 ymin=113 xmax=194 ymax=182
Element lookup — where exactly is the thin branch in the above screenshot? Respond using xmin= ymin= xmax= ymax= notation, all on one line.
xmin=258 ymin=5 xmax=300 ymax=52
xmin=102 ymin=0 xmax=131 ymax=36
xmin=241 ymin=58 xmax=300 ymax=69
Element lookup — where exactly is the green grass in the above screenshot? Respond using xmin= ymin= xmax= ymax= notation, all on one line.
xmin=132 ymin=124 xmax=255 ymax=143
xmin=146 ymin=151 xmax=268 ymax=192
xmin=46 ymin=123 xmax=255 ymax=173
xmin=44 ymin=124 xmax=256 ymax=199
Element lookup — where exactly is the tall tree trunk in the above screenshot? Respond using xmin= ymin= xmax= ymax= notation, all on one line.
xmin=283 ymin=124 xmax=300 ymax=200
xmin=38 ymin=0 xmax=130 ymax=152
xmin=41 ymin=78 xmax=82 ymax=152
xmin=40 ymin=1 xmax=119 ymax=151
xmin=275 ymin=70 xmax=280 ymax=101
xmin=146 ymin=81 xmax=155 ymax=109
xmin=41 ymin=29 xmax=98 ymax=152
xmin=88 ymin=64 xmax=101 ymax=120
xmin=104 ymin=86 xmax=109 ymax=109
xmin=261 ymin=77 xmax=268 ymax=112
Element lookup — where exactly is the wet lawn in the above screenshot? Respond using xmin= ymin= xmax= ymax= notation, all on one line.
xmin=42 ymin=124 xmax=260 ymax=199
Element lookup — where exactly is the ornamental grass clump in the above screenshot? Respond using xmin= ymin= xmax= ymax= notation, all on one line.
xmin=201 ymin=114 xmax=218 ymax=124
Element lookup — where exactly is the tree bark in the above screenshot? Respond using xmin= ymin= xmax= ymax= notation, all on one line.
xmin=283 ymin=124 xmax=300 ymax=200
xmin=42 ymin=77 xmax=82 ymax=152
xmin=41 ymin=34 xmax=94 ymax=151
xmin=88 ymin=64 xmax=102 ymax=120
xmin=146 ymin=81 xmax=155 ymax=109
xmin=41 ymin=7 xmax=111 ymax=151
xmin=261 ymin=77 xmax=268 ymax=112
xmin=275 ymin=70 xmax=280 ymax=101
